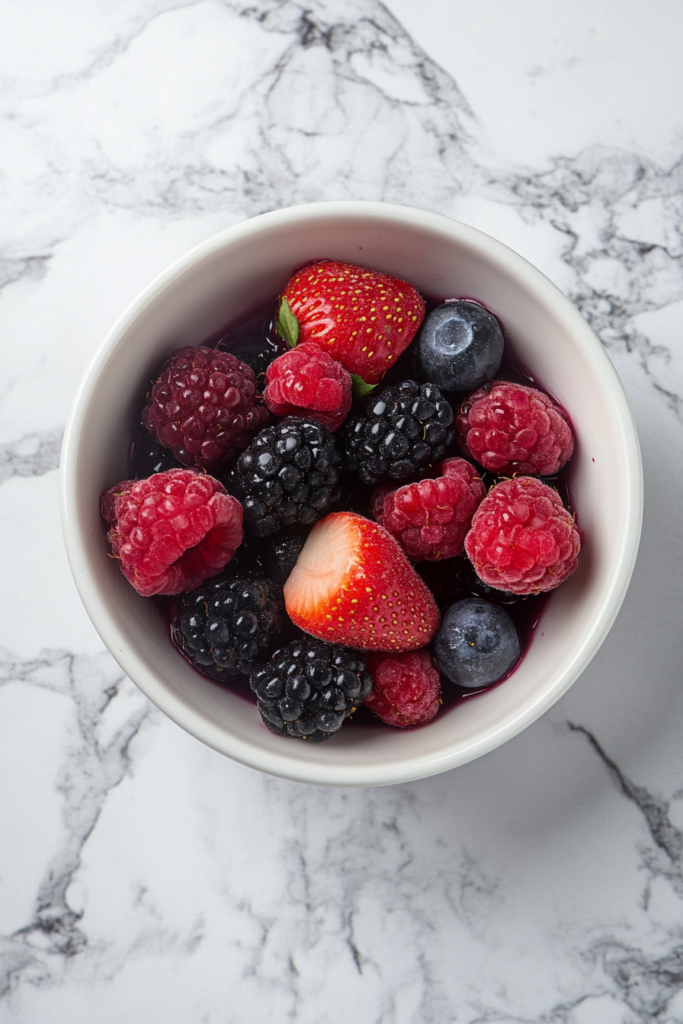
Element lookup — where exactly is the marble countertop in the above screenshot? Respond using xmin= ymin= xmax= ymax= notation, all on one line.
xmin=2 ymin=1 xmax=683 ymax=1020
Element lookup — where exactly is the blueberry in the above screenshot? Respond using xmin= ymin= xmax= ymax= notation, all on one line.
xmin=416 ymin=300 xmax=504 ymax=392
xmin=433 ymin=598 xmax=520 ymax=689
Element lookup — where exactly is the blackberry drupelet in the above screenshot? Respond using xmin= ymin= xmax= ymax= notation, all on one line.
xmin=250 ymin=638 xmax=373 ymax=742
xmin=261 ymin=526 xmax=310 ymax=584
xmin=232 ymin=417 xmax=344 ymax=538
xmin=174 ymin=571 xmax=285 ymax=679
xmin=340 ymin=380 xmax=454 ymax=486
xmin=131 ymin=423 xmax=184 ymax=478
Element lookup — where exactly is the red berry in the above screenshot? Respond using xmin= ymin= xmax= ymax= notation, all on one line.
xmin=263 ymin=342 xmax=352 ymax=432
xmin=455 ymin=381 xmax=574 ymax=476
xmin=371 ymin=457 xmax=485 ymax=562
xmin=101 ymin=469 xmax=243 ymax=597
xmin=464 ymin=477 xmax=580 ymax=595
xmin=142 ymin=346 xmax=269 ymax=470
xmin=283 ymin=511 xmax=440 ymax=651
xmin=365 ymin=650 xmax=441 ymax=727
xmin=282 ymin=261 xmax=425 ymax=385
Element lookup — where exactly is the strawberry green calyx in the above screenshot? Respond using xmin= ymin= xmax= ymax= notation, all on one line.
xmin=349 ymin=373 xmax=378 ymax=398
xmin=276 ymin=297 xmax=300 ymax=349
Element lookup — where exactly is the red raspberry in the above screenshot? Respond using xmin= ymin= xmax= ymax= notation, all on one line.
xmin=371 ymin=457 xmax=485 ymax=561
xmin=101 ymin=469 xmax=243 ymax=597
xmin=142 ymin=347 xmax=269 ymax=470
xmin=465 ymin=476 xmax=580 ymax=595
xmin=455 ymin=382 xmax=574 ymax=476
xmin=263 ymin=342 xmax=352 ymax=432
xmin=365 ymin=650 xmax=441 ymax=727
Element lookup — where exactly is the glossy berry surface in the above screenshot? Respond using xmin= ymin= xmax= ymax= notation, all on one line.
xmin=231 ymin=417 xmax=344 ymax=538
xmin=131 ymin=424 xmax=184 ymax=478
xmin=284 ymin=511 xmax=440 ymax=652
xmin=371 ymin=456 xmax=485 ymax=561
xmin=416 ymin=300 xmax=504 ymax=392
xmin=365 ymin=650 xmax=441 ymax=727
xmin=283 ymin=260 xmax=425 ymax=385
xmin=261 ymin=527 xmax=310 ymax=585
xmin=263 ymin=342 xmax=351 ymax=432
xmin=433 ymin=598 xmax=520 ymax=689
xmin=250 ymin=638 xmax=372 ymax=742
xmin=174 ymin=571 xmax=284 ymax=678
xmin=455 ymin=381 xmax=574 ymax=476
xmin=341 ymin=380 xmax=454 ymax=486
xmin=101 ymin=469 xmax=243 ymax=597
xmin=465 ymin=476 xmax=581 ymax=595
xmin=142 ymin=346 xmax=269 ymax=470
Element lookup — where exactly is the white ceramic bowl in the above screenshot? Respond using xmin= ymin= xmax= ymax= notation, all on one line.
xmin=60 ymin=202 xmax=643 ymax=787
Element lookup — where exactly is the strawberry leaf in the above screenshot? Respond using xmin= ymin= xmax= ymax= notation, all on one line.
xmin=350 ymin=374 xmax=378 ymax=398
xmin=276 ymin=297 xmax=300 ymax=349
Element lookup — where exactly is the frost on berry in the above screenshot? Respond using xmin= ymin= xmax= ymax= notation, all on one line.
xmin=455 ymin=382 xmax=574 ymax=476
xmin=371 ymin=457 xmax=485 ymax=561
xmin=365 ymin=650 xmax=441 ymax=727
xmin=142 ymin=346 xmax=269 ymax=470
xmin=464 ymin=476 xmax=580 ymax=595
xmin=263 ymin=342 xmax=352 ymax=432
xmin=101 ymin=469 xmax=244 ymax=597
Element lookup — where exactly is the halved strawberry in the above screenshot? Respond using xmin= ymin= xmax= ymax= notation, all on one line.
xmin=283 ymin=512 xmax=439 ymax=651
xmin=278 ymin=261 xmax=425 ymax=387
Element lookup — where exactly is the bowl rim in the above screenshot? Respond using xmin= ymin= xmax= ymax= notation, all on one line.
xmin=60 ymin=200 xmax=643 ymax=787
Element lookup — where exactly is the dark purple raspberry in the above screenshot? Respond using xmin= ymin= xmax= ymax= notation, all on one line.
xmin=142 ymin=346 xmax=269 ymax=471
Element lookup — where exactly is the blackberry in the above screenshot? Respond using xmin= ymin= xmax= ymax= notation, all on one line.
xmin=340 ymin=380 xmax=454 ymax=486
xmin=231 ymin=417 xmax=344 ymax=538
xmin=174 ymin=571 xmax=285 ymax=679
xmin=250 ymin=638 xmax=373 ymax=742
xmin=261 ymin=526 xmax=309 ymax=584
xmin=130 ymin=423 xmax=184 ymax=477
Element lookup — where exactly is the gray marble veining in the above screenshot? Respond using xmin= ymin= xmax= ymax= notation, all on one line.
xmin=2 ymin=0 xmax=683 ymax=1021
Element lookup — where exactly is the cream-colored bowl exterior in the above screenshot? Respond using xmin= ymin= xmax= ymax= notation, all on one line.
xmin=60 ymin=202 xmax=643 ymax=787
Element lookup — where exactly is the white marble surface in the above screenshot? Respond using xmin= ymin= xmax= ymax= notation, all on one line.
xmin=2 ymin=1 xmax=683 ymax=1020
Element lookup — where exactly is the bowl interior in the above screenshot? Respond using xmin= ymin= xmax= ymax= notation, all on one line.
xmin=62 ymin=204 xmax=641 ymax=786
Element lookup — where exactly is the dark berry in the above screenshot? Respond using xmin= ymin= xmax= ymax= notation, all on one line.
xmin=130 ymin=423 xmax=184 ymax=477
xmin=262 ymin=527 xmax=310 ymax=584
xmin=174 ymin=571 xmax=285 ymax=678
xmin=250 ymin=638 xmax=372 ymax=741
xmin=416 ymin=301 xmax=504 ymax=392
xmin=340 ymin=380 xmax=454 ymax=486
xmin=433 ymin=598 xmax=520 ymax=689
xmin=142 ymin=346 xmax=269 ymax=470
xmin=217 ymin=305 xmax=286 ymax=384
xmin=231 ymin=417 xmax=344 ymax=538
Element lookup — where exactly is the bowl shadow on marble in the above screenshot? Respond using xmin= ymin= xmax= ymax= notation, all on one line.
xmin=60 ymin=201 xmax=642 ymax=788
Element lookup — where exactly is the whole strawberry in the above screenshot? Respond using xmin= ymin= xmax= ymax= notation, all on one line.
xmin=101 ymin=469 xmax=244 ymax=597
xmin=371 ymin=457 xmax=485 ymax=561
xmin=143 ymin=346 xmax=269 ymax=471
xmin=279 ymin=261 xmax=425 ymax=386
xmin=465 ymin=477 xmax=580 ymax=595
xmin=455 ymin=381 xmax=574 ymax=476
xmin=365 ymin=650 xmax=441 ymax=727
xmin=283 ymin=511 xmax=440 ymax=652
xmin=263 ymin=342 xmax=351 ymax=432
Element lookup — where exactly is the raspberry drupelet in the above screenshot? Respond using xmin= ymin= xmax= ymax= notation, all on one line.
xmin=455 ymin=381 xmax=574 ymax=477
xmin=464 ymin=476 xmax=580 ymax=595
xmin=143 ymin=346 xmax=269 ymax=471
xmin=365 ymin=650 xmax=441 ymax=727
xmin=101 ymin=469 xmax=243 ymax=597
xmin=371 ymin=457 xmax=485 ymax=562
xmin=263 ymin=342 xmax=352 ymax=432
